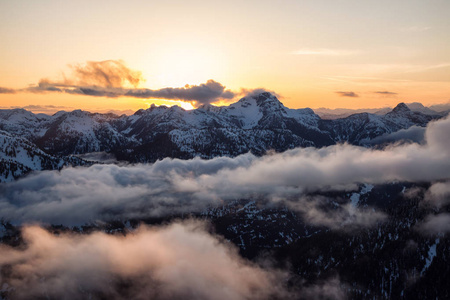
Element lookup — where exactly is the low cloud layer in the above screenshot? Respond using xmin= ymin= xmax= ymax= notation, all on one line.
xmin=0 ymin=221 xmax=289 ymax=300
xmin=1 ymin=116 xmax=449 ymax=227
xmin=1 ymin=60 xmax=236 ymax=106
xmin=367 ymin=125 xmax=426 ymax=145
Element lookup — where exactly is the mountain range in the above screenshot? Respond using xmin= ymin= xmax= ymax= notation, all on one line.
xmin=313 ymin=101 xmax=450 ymax=119
xmin=0 ymin=92 xmax=444 ymax=181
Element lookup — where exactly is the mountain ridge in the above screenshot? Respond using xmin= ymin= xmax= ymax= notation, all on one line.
xmin=0 ymin=92 xmax=442 ymax=172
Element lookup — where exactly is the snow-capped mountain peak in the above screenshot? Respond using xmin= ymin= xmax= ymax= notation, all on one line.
xmin=392 ymin=102 xmax=411 ymax=114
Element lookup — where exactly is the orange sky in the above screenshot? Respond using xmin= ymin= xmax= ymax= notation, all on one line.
xmin=1 ymin=0 xmax=449 ymax=114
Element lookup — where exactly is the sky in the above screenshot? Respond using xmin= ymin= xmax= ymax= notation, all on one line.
xmin=0 ymin=0 xmax=449 ymax=113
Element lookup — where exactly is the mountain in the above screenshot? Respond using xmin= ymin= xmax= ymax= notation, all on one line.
xmin=313 ymin=107 xmax=392 ymax=119
xmin=0 ymin=93 xmax=442 ymax=164
xmin=0 ymin=130 xmax=91 ymax=182
xmin=319 ymin=103 xmax=437 ymax=144
xmin=428 ymin=102 xmax=450 ymax=114
xmin=112 ymin=92 xmax=334 ymax=161
xmin=407 ymin=102 xmax=447 ymax=116
xmin=314 ymin=102 xmax=448 ymax=119
xmin=34 ymin=110 xmax=131 ymax=155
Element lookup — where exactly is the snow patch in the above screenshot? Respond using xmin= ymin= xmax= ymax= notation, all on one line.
xmin=421 ymin=238 xmax=440 ymax=275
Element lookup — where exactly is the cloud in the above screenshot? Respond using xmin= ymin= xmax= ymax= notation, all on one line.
xmin=55 ymin=79 xmax=235 ymax=106
xmin=335 ymin=91 xmax=359 ymax=97
xmin=34 ymin=60 xmax=144 ymax=90
xmin=0 ymin=154 xmax=257 ymax=225
xmin=1 ymin=116 xmax=449 ymax=227
xmin=0 ymin=61 xmax=236 ymax=107
xmin=292 ymin=49 xmax=358 ymax=56
xmin=64 ymin=86 xmax=124 ymax=97
xmin=238 ymin=88 xmax=280 ymax=99
xmin=67 ymin=60 xmax=143 ymax=88
xmin=415 ymin=180 xmax=450 ymax=235
xmin=0 ymin=87 xmax=17 ymax=94
xmin=297 ymin=277 xmax=347 ymax=300
xmin=367 ymin=125 xmax=426 ymax=145
xmin=0 ymin=220 xmax=290 ymax=300
xmin=374 ymin=91 xmax=398 ymax=96
xmin=417 ymin=213 xmax=450 ymax=235
xmin=423 ymin=180 xmax=450 ymax=208
xmin=25 ymin=84 xmax=63 ymax=93
xmin=287 ymin=196 xmax=386 ymax=230
xmin=400 ymin=26 xmax=431 ymax=32
xmin=32 ymin=60 xmax=143 ymax=95
xmin=125 ymin=79 xmax=235 ymax=105
xmin=2 ymin=61 xmax=236 ymax=107
xmin=74 ymin=151 xmax=118 ymax=163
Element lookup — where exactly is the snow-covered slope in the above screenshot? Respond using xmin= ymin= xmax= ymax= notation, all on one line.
xmin=35 ymin=110 xmax=132 ymax=155
xmin=0 ymin=130 xmax=90 ymax=182
xmin=319 ymin=103 xmax=436 ymax=144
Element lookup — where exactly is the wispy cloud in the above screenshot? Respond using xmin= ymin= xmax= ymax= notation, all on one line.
xmin=291 ymin=49 xmax=358 ymax=56
xmin=336 ymin=91 xmax=359 ymax=97
xmin=321 ymin=75 xmax=412 ymax=84
xmin=403 ymin=63 xmax=450 ymax=73
xmin=374 ymin=91 xmax=398 ymax=97
xmin=68 ymin=60 xmax=143 ymax=88
xmin=0 ymin=87 xmax=17 ymax=94
xmin=400 ymin=26 xmax=431 ymax=32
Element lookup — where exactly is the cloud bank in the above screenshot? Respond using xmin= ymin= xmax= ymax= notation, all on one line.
xmin=367 ymin=125 xmax=426 ymax=145
xmin=0 ymin=220 xmax=289 ymax=300
xmin=0 ymin=116 xmax=449 ymax=227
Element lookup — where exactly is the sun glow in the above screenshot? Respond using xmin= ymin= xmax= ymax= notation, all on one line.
xmin=142 ymin=45 xmax=227 ymax=89
xmin=144 ymin=99 xmax=195 ymax=111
